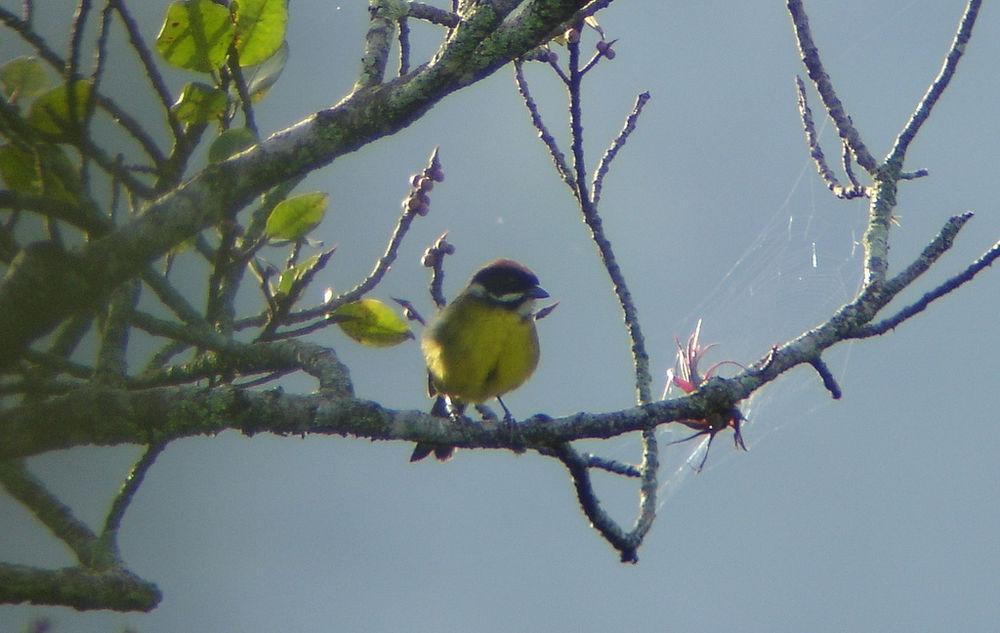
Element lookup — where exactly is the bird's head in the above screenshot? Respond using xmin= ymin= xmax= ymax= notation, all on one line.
xmin=467 ymin=259 xmax=549 ymax=313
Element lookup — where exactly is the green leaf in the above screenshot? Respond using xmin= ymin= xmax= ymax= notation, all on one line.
xmin=171 ymin=82 xmax=229 ymax=124
xmin=0 ymin=56 xmax=50 ymax=102
xmin=274 ymin=253 xmax=321 ymax=297
xmin=245 ymin=41 xmax=288 ymax=102
xmin=27 ymin=80 xmax=92 ymax=140
xmin=207 ymin=127 xmax=258 ymax=163
xmin=0 ymin=143 xmax=82 ymax=203
xmin=233 ymin=0 xmax=288 ymax=66
xmin=35 ymin=144 xmax=82 ymax=203
xmin=156 ymin=0 xmax=235 ymax=72
xmin=264 ymin=192 xmax=328 ymax=241
xmin=330 ymin=299 xmax=414 ymax=348
xmin=0 ymin=144 xmax=40 ymax=192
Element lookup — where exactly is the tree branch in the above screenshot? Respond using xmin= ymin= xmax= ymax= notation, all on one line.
xmin=0 ymin=563 xmax=160 ymax=612
xmin=0 ymin=0 xmax=604 ymax=368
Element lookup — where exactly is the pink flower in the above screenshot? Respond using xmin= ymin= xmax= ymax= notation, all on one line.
xmin=663 ymin=320 xmax=746 ymax=471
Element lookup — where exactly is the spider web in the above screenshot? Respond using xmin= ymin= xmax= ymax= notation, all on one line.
xmin=655 ymin=154 xmax=869 ymax=504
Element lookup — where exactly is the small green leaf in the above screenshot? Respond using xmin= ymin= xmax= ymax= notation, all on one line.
xmin=35 ymin=144 xmax=82 ymax=203
xmin=27 ymin=80 xmax=92 ymax=140
xmin=0 ymin=143 xmax=81 ymax=203
xmin=274 ymin=253 xmax=321 ymax=297
xmin=0 ymin=145 xmax=40 ymax=192
xmin=207 ymin=127 xmax=258 ymax=163
xmin=171 ymin=81 xmax=229 ymax=124
xmin=245 ymin=41 xmax=288 ymax=102
xmin=330 ymin=299 xmax=414 ymax=347
xmin=0 ymin=56 xmax=50 ymax=102
xmin=156 ymin=0 xmax=235 ymax=72
xmin=233 ymin=0 xmax=288 ymax=66
xmin=264 ymin=192 xmax=328 ymax=241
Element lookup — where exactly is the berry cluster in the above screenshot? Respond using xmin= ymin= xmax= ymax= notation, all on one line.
xmin=403 ymin=155 xmax=445 ymax=216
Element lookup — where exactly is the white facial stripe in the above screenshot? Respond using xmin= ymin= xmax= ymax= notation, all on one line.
xmin=494 ymin=291 xmax=526 ymax=303
xmin=467 ymin=282 xmax=488 ymax=298
xmin=516 ymin=299 xmax=536 ymax=317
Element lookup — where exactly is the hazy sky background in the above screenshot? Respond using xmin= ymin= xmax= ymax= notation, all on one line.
xmin=2 ymin=1 xmax=999 ymax=631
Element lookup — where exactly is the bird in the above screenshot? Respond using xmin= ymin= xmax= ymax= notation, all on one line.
xmin=410 ymin=258 xmax=549 ymax=462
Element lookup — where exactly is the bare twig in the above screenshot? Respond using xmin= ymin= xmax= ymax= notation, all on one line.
xmin=567 ymin=39 xmax=652 ymax=405
xmin=102 ymin=443 xmax=165 ymax=538
xmin=397 ymin=16 xmax=411 ymax=75
xmin=94 ymin=279 xmax=139 ymax=386
xmin=794 ymin=75 xmax=866 ymax=200
xmin=330 ymin=148 xmax=441 ymax=309
xmin=592 ymin=91 xmax=650 ymax=205
xmin=583 ymin=453 xmax=641 ymax=477
xmin=808 ymin=357 xmax=841 ymax=399
xmin=407 ymin=1 xmax=458 ymax=27
xmin=841 ymin=139 xmax=860 ymax=190
xmin=889 ymin=0 xmax=981 ymax=165
xmin=111 ymin=0 xmax=185 ymax=145
xmin=66 ymin=0 xmax=92 ymax=84
xmin=786 ymin=0 xmax=878 ymax=173
xmin=854 ymin=216 xmax=1000 ymax=338
xmin=0 ymin=7 xmax=167 ymax=165
xmin=514 ymin=60 xmax=575 ymax=192
xmin=226 ymin=45 xmax=258 ymax=135
xmin=553 ymin=443 xmax=639 ymax=562
xmin=0 ymin=459 xmax=106 ymax=568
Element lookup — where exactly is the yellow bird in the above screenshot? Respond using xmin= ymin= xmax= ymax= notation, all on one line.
xmin=411 ymin=259 xmax=549 ymax=461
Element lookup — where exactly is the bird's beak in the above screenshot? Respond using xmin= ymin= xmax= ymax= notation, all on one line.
xmin=529 ymin=286 xmax=550 ymax=300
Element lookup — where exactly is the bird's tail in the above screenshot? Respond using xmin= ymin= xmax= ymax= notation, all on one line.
xmin=409 ymin=396 xmax=456 ymax=462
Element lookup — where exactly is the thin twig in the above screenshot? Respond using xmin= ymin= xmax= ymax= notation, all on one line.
xmin=578 ymin=48 xmax=604 ymax=75
xmin=899 ymin=169 xmax=929 ymax=180
xmin=808 ymin=357 xmax=841 ymax=399
xmin=592 ymin=91 xmax=650 ymax=205
xmin=141 ymin=268 xmax=212 ymax=327
xmin=0 ymin=7 xmax=167 ymax=165
xmin=584 ymin=453 xmax=641 ymax=477
xmin=102 ymin=443 xmax=165 ymax=537
xmin=856 ymin=240 xmax=1000 ymax=338
xmin=546 ymin=54 xmax=571 ymax=85
xmin=514 ymin=60 xmax=575 ymax=192
xmin=329 ymin=148 xmax=440 ymax=308
xmin=22 ymin=349 xmax=94 ymax=380
xmin=397 ymin=17 xmax=411 ymax=75
xmin=111 ymin=0 xmax=185 ymax=145
xmin=553 ymin=443 xmax=638 ymax=562
xmin=794 ymin=75 xmax=866 ymax=199
xmin=786 ymin=0 xmax=878 ymax=173
xmin=407 ymin=1 xmax=458 ymax=27
xmin=66 ymin=0 xmax=92 ymax=84
xmin=841 ymin=139 xmax=860 ymax=190
xmin=94 ymin=279 xmax=139 ymax=386
xmin=0 ymin=459 xmax=106 ymax=568
xmin=567 ymin=38 xmax=652 ymax=404
xmin=227 ymin=45 xmax=258 ymax=135
xmin=888 ymin=0 xmax=981 ymax=166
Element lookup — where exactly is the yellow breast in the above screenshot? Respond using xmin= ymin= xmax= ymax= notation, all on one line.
xmin=421 ymin=295 xmax=540 ymax=404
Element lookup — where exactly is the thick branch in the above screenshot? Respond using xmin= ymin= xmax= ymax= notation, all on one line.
xmin=0 ymin=563 xmax=160 ymax=612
